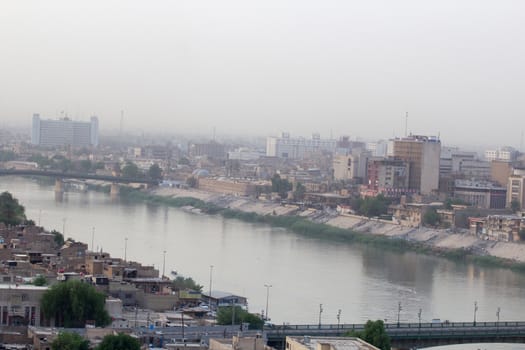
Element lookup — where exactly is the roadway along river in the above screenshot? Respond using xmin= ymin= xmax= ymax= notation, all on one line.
xmin=2 ymin=177 xmax=525 ymax=327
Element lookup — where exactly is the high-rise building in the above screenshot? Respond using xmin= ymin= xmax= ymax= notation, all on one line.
xmin=391 ymin=135 xmax=441 ymax=194
xmin=31 ymin=114 xmax=99 ymax=148
xmin=266 ymin=133 xmax=336 ymax=159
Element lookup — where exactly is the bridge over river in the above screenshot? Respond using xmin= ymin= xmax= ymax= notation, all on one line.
xmin=0 ymin=169 xmax=157 ymax=196
xmin=265 ymin=321 xmax=525 ymax=349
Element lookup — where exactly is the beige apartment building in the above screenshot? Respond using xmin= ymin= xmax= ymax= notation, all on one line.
xmin=286 ymin=336 xmax=379 ymax=350
xmin=391 ymin=135 xmax=441 ymax=195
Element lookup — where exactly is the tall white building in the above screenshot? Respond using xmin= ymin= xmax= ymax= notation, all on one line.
xmin=31 ymin=114 xmax=99 ymax=148
xmin=266 ymin=133 xmax=336 ymax=159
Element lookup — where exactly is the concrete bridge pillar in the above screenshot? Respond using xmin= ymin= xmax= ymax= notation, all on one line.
xmin=54 ymin=179 xmax=64 ymax=193
xmin=110 ymin=183 xmax=120 ymax=197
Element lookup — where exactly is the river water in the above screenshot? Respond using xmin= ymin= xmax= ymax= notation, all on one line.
xmin=2 ymin=177 xmax=525 ymax=331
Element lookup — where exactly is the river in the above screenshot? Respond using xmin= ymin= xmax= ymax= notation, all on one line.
xmin=2 ymin=177 xmax=525 ymax=331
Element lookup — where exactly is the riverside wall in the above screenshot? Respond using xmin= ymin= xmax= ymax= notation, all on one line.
xmin=152 ymin=187 xmax=525 ymax=263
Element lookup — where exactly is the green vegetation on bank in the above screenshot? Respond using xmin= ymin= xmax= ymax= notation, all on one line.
xmin=117 ymin=188 xmax=525 ymax=273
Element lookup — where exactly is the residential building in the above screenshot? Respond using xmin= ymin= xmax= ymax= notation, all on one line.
xmin=485 ymin=146 xmax=518 ymax=162
xmin=506 ymin=169 xmax=525 ymax=209
xmin=266 ymin=133 xmax=336 ymax=159
xmin=491 ymin=160 xmax=514 ymax=187
xmin=391 ymin=135 xmax=441 ymax=194
xmin=210 ymin=336 xmax=271 ymax=350
xmin=189 ymin=141 xmax=227 ymax=160
xmin=469 ymin=215 xmax=522 ymax=241
xmin=286 ymin=336 xmax=379 ymax=350
xmin=454 ymin=179 xmax=506 ymax=209
xmin=0 ymin=284 xmax=47 ymax=326
xmin=366 ymin=158 xmax=410 ymax=198
xmin=201 ymin=291 xmax=248 ymax=311
xmin=31 ymin=114 xmax=99 ymax=148
xmin=197 ymin=177 xmax=257 ymax=196
xmin=332 ymin=149 xmax=370 ymax=182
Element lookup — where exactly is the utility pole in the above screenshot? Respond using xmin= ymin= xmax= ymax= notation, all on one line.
xmin=397 ymin=302 xmax=402 ymax=327
xmin=474 ymin=301 xmax=478 ymax=326
xmin=337 ymin=309 xmax=341 ymax=329
xmin=418 ymin=308 xmax=422 ymax=329
xmin=318 ymin=304 xmax=323 ymax=329
xmin=264 ymin=284 xmax=272 ymax=321
xmin=209 ymin=265 xmax=214 ymax=311
xmin=162 ymin=250 xmax=166 ymax=278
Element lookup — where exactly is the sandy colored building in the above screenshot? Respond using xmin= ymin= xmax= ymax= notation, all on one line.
xmin=391 ymin=135 xmax=441 ymax=195
xmin=198 ymin=178 xmax=256 ymax=196
xmin=286 ymin=336 xmax=379 ymax=350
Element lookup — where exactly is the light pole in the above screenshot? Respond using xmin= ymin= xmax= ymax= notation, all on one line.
xmin=418 ymin=308 xmax=422 ymax=329
xmin=162 ymin=250 xmax=167 ymax=278
xmin=38 ymin=209 xmax=42 ymax=226
xmin=496 ymin=307 xmax=501 ymax=331
xmin=474 ymin=301 xmax=478 ymax=326
xmin=264 ymin=284 xmax=272 ymax=321
xmin=209 ymin=265 xmax=214 ymax=311
xmin=91 ymin=227 xmax=95 ymax=252
xmin=397 ymin=302 xmax=402 ymax=327
xmin=318 ymin=304 xmax=323 ymax=329
xmin=124 ymin=237 xmax=128 ymax=262
xmin=337 ymin=309 xmax=342 ymax=329
xmin=62 ymin=217 xmax=66 ymax=235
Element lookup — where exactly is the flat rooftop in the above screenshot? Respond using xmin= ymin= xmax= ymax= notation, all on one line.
xmin=288 ymin=336 xmax=380 ymax=350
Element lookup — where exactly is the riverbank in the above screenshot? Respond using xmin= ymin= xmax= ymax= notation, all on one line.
xmin=121 ymin=186 xmax=525 ymax=271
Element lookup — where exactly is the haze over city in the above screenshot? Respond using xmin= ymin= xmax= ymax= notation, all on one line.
xmin=1 ymin=0 xmax=525 ymax=148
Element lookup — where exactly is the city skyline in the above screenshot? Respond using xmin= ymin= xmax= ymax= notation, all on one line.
xmin=1 ymin=0 xmax=524 ymax=148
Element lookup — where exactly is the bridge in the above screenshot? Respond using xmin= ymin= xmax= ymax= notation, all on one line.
xmin=265 ymin=321 xmax=525 ymax=349
xmin=0 ymin=169 xmax=157 ymax=197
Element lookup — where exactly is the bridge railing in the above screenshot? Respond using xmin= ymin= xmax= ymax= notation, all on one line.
xmin=266 ymin=321 xmax=525 ymax=333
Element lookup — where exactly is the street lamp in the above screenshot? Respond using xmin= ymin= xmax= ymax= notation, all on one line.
xmin=397 ymin=302 xmax=402 ymax=327
xmin=418 ymin=308 xmax=422 ymax=329
xmin=62 ymin=217 xmax=67 ymax=235
xmin=264 ymin=284 xmax=272 ymax=321
xmin=337 ymin=309 xmax=342 ymax=329
xmin=474 ymin=301 xmax=478 ymax=326
xmin=162 ymin=250 xmax=167 ymax=278
xmin=91 ymin=227 xmax=95 ymax=252
xmin=318 ymin=304 xmax=323 ymax=329
xmin=209 ymin=265 xmax=214 ymax=311
xmin=496 ymin=307 xmax=501 ymax=329
xmin=124 ymin=237 xmax=128 ymax=262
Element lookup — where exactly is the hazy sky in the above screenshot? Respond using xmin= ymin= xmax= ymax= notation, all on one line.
xmin=1 ymin=0 xmax=524 ymax=147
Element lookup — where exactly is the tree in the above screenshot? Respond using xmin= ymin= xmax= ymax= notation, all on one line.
xmin=352 ymin=195 xmax=390 ymax=217
xmin=51 ymin=230 xmax=65 ymax=247
xmin=271 ymin=174 xmax=292 ymax=198
xmin=96 ymin=333 xmax=140 ymax=350
xmin=51 ymin=332 xmax=89 ymax=350
xmin=186 ymin=176 xmax=197 ymax=188
xmin=293 ymin=182 xmax=306 ymax=201
xmin=41 ymin=280 xmax=111 ymax=328
xmin=519 ymin=228 xmax=525 ymax=241
xmin=511 ymin=199 xmax=521 ymax=212
xmin=347 ymin=320 xmax=390 ymax=350
xmin=171 ymin=276 xmax=203 ymax=292
xmin=216 ymin=306 xmax=264 ymax=330
xmin=0 ymin=192 xmax=26 ymax=226
xmin=423 ymin=208 xmax=441 ymax=227
xmin=148 ymin=163 xmax=163 ymax=181
xmin=33 ymin=275 xmax=47 ymax=286
xmin=121 ymin=161 xmax=140 ymax=178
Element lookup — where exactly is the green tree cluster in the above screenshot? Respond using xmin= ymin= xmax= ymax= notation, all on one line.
xmin=216 ymin=306 xmax=264 ymax=330
xmin=51 ymin=332 xmax=89 ymax=350
xmin=171 ymin=276 xmax=203 ymax=292
xmin=352 ymin=195 xmax=390 ymax=217
xmin=121 ymin=161 xmax=142 ymax=178
xmin=96 ymin=333 xmax=140 ymax=350
xmin=293 ymin=182 xmax=306 ymax=201
xmin=41 ymin=280 xmax=111 ymax=328
xmin=0 ymin=191 xmax=26 ymax=225
xmin=33 ymin=275 xmax=47 ymax=286
xmin=423 ymin=208 xmax=441 ymax=227
xmin=347 ymin=320 xmax=391 ymax=350
xmin=148 ymin=163 xmax=163 ymax=181
xmin=0 ymin=150 xmax=15 ymax=162
xmin=271 ymin=174 xmax=292 ymax=198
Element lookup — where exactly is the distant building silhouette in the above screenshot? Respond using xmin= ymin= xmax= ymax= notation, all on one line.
xmin=31 ymin=114 xmax=99 ymax=148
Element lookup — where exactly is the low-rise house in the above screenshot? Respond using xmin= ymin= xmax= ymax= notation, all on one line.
xmin=286 ymin=336 xmax=379 ymax=350
xmin=201 ymin=291 xmax=248 ymax=311
xmin=469 ymin=215 xmax=522 ymax=241
xmin=0 ymin=284 xmax=48 ymax=327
